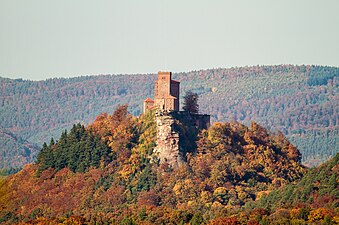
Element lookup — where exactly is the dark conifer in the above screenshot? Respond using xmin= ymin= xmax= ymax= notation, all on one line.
xmin=36 ymin=123 xmax=111 ymax=175
xmin=182 ymin=91 xmax=199 ymax=114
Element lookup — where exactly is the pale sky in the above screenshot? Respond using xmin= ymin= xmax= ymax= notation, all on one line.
xmin=1 ymin=0 xmax=338 ymax=80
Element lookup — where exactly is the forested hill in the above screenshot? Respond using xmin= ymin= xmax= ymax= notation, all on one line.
xmin=0 ymin=108 xmax=308 ymax=224
xmin=0 ymin=65 xmax=338 ymax=169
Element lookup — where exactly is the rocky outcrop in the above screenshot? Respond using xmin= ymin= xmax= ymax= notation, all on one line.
xmin=153 ymin=110 xmax=211 ymax=168
xmin=153 ymin=111 xmax=184 ymax=168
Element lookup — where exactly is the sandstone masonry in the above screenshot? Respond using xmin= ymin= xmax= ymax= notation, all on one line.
xmin=143 ymin=72 xmax=180 ymax=113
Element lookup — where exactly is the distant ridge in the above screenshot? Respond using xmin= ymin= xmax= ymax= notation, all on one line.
xmin=0 ymin=127 xmax=39 ymax=169
xmin=0 ymin=65 xmax=338 ymax=168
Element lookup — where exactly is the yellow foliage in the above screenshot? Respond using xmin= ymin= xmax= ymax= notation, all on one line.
xmin=333 ymin=216 xmax=339 ymax=224
xmin=34 ymin=217 xmax=53 ymax=225
xmin=119 ymin=164 xmax=133 ymax=182
xmin=0 ymin=176 xmax=9 ymax=210
xmin=172 ymin=179 xmax=197 ymax=203
xmin=61 ymin=216 xmax=83 ymax=225
xmin=213 ymin=187 xmax=228 ymax=196
xmin=211 ymin=201 xmax=223 ymax=208
xmin=308 ymin=208 xmax=332 ymax=222
xmin=255 ymin=191 xmax=270 ymax=200
xmin=237 ymin=190 xmax=248 ymax=201
xmin=200 ymin=191 xmax=212 ymax=203
xmin=172 ymin=182 xmax=182 ymax=196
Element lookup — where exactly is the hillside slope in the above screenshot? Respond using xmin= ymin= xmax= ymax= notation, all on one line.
xmin=254 ymin=153 xmax=338 ymax=224
xmin=0 ymin=109 xmax=307 ymax=224
xmin=0 ymin=65 xmax=338 ymax=168
xmin=258 ymin=153 xmax=338 ymax=210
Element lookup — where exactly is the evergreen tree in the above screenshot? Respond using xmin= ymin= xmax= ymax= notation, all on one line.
xmin=36 ymin=142 xmax=54 ymax=174
xmin=182 ymin=91 xmax=199 ymax=114
xmin=36 ymin=123 xmax=111 ymax=174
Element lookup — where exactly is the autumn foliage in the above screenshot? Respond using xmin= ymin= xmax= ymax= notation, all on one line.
xmin=0 ymin=106 xmax=337 ymax=224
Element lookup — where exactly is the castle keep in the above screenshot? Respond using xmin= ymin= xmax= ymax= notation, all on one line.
xmin=143 ymin=72 xmax=180 ymax=113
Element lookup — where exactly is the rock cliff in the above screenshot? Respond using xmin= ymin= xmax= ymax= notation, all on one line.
xmin=153 ymin=111 xmax=184 ymax=167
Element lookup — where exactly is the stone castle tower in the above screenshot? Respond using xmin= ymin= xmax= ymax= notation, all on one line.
xmin=143 ymin=71 xmax=180 ymax=113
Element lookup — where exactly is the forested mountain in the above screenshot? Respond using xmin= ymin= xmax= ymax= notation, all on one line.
xmin=0 ymin=65 xmax=338 ymax=169
xmin=0 ymin=127 xmax=39 ymax=169
xmin=0 ymin=108 xmax=312 ymax=224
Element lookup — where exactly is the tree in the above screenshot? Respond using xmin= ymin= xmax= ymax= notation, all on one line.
xmin=182 ymin=91 xmax=199 ymax=114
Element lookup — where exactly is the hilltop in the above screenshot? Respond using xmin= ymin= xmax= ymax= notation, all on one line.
xmin=0 ymin=108 xmax=310 ymax=224
xmin=0 ymin=65 xmax=338 ymax=169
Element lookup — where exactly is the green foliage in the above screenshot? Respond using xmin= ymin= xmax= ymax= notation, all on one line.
xmin=0 ymin=167 xmax=21 ymax=176
xmin=135 ymin=164 xmax=157 ymax=192
xmin=190 ymin=212 xmax=204 ymax=225
xmin=36 ymin=123 xmax=111 ymax=174
xmin=0 ymin=211 xmax=16 ymax=224
xmin=135 ymin=110 xmax=157 ymax=156
xmin=121 ymin=216 xmax=136 ymax=225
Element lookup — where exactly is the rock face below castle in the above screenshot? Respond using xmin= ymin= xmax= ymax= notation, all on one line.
xmin=153 ymin=110 xmax=210 ymax=168
xmin=153 ymin=112 xmax=184 ymax=167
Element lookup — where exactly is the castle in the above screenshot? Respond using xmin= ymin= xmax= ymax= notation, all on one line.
xmin=144 ymin=71 xmax=211 ymax=167
xmin=143 ymin=71 xmax=180 ymax=113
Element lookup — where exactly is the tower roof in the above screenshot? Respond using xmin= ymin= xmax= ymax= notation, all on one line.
xmin=165 ymin=95 xmax=177 ymax=99
xmin=171 ymin=79 xmax=180 ymax=83
xmin=144 ymin=98 xmax=154 ymax=102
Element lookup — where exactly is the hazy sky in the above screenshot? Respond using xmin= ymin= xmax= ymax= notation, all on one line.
xmin=1 ymin=0 xmax=338 ymax=80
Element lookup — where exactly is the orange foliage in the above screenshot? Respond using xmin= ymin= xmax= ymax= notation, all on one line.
xmin=208 ymin=217 xmax=240 ymax=225
xmin=308 ymin=208 xmax=334 ymax=222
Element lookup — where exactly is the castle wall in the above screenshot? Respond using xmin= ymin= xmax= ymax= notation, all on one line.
xmin=155 ymin=100 xmax=164 ymax=110
xmin=192 ymin=114 xmax=211 ymax=130
xmin=170 ymin=81 xmax=180 ymax=111
xmin=143 ymin=100 xmax=154 ymax=114
xmin=154 ymin=80 xmax=158 ymax=99
xmin=165 ymin=98 xmax=175 ymax=111
xmin=175 ymin=111 xmax=211 ymax=130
